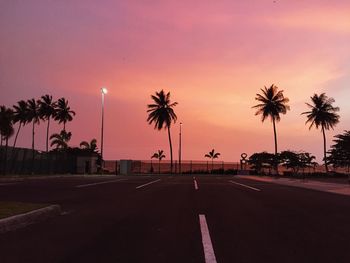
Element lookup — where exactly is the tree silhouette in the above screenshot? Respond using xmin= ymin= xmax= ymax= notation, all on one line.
xmin=38 ymin=95 xmax=57 ymax=152
xmin=151 ymin=150 xmax=166 ymax=174
xmin=147 ymin=90 xmax=177 ymax=173
xmin=54 ymin=98 xmax=75 ymax=131
xmin=50 ymin=130 xmax=72 ymax=150
xmin=0 ymin=106 xmax=14 ymax=174
xmin=253 ymin=84 xmax=290 ymax=173
xmin=26 ymin=99 xmax=41 ymax=157
xmin=205 ymin=149 xmax=221 ymax=171
xmin=302 ymin=93 xmax=340 ymax=172
xmin=80 ymin=139 xmax=98 ymax=153
xmin=12 ymin=100 xmax=28 ymax=149
xmin=328 ymin=131 xmax=350 ymax=172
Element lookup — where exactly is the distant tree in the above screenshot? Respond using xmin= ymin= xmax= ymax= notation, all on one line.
xmin=205 ymin=149 xmax=221 ymax=171
xmin=151 ymin=150 xmax=166 ymax=174
xmin=253 ymin=85 xmax=290 ymax=174
xmin=80 ymin=138 xmax=98 ymax=153
xmin=26 ymin=99 xmax=41 ymax=157
xmin=50 ymin=130 xmax=72 ymax=150
xmin=0 ymin=106 xmax=15 ymax=171
xmin=248 ymin=152 xmax=275 ymax=174
xmin=147 ymin=90 xmax=178 ymax=173
xmin=328 ymin=131 xmax=350 ymax=173
xmin=54 ymin=98 xmax=75 ymax=131
xmin=302 ymin=93 xmax=340 ymax=173
xmin=279 ymin=151 xmax=316 ymax=175
xmin=38 ymin=95 xmax=57 ymax=152
xmin=12 ymin=100 xmax=28 ymax=149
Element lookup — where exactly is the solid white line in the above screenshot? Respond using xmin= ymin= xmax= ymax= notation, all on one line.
xmin=76 ymin=179 xmax=127 ymax=188
xmin=229 ymin=180 xmax=261 ymax=191
xmin=199 ymin=214 xmax=217 ymax=263
xmin=136 ymin=179 xmax=161 ymax=189
xmin=194 ymin=179 xmax=199 ymax=190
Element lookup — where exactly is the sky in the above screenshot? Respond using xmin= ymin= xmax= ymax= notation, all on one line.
xmin=1 ymin=0 xmax=350 ymax=162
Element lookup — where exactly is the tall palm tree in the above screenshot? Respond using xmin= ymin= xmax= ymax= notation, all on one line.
xmin=0 ymin=106 xmax=14 ymax=174
xmin=151 ymin=150 xmax=166 ymax=174
xmin=26 ymin=99 xmax=40 ymax=155
xmin=38 ymin=95 xmax=57 ymax=152
xmin=50 ymin=130 xmax=72 ymax=150
xmin=54 ymin=98 xmax=75 ymax=131
xmin=253 ymin=84 xmax=290 ymax=173
xmin=302 ymin=93 xmax=340 ymax=172
xmin=205 ymin=149 xmax=221 ymax=171
xmin=147 ymin=90 xmax=178 ymax=173
xmin=12 ymin=100 xmax=28 ymax=149
xmin=80 ymin=138 xmax=98 ymax=152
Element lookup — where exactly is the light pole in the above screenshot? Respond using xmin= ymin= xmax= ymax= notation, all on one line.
xmin=101 ymin=87 xmax=108 ymax=173
xmin=179 ymin=122 xmax=182 ymax=174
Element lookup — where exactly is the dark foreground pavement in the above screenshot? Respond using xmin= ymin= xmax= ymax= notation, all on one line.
xmin=0 ymin=175 xmax=350 ymax=263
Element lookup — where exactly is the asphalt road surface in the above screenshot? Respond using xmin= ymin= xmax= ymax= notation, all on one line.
xmin=0 ymin=175 xmax=350 ymax=263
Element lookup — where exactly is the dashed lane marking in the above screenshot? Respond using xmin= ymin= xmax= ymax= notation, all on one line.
xmin=229 ymin=180 xmax=261 ymax=191
xmin=199 ymin=214 xmax=217 ymax=263
xmin=76 ymin=179 xmax=127 ymax=188
xmin=135 ymin=179 xmax=161 ymax=189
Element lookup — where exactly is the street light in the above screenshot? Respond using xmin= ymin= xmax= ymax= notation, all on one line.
xmin=179 ymin=122 xmax=182 ymax=174
xmin=101 ymin=87 xmax=108 ymax=173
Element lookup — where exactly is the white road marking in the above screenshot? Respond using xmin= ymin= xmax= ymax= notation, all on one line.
xmin=76 ymin=179 xmax=127 ymax=188
xmin=136 ymin=179 xmax=161 ymax=189
xmin=199 ymin=214 xmax=217 ymax=263
xmin=229 ymin=180 xmax=261 ymax=191
xmin=194 ymin=179 xmax=199 ymax=190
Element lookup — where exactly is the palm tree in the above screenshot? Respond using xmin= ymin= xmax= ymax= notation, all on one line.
xmin=0 ymin=106 xmax=14 ymax=174
xmin=147 ymin=90 xmax=178 ymax=173
xmin=50 ymin=130 xmax=72 ymax=150
xmin=12 ymin=100 xmax=28 ymax=149
xmin=54 ymin=98 xmax=75 ymax=131
xmin=253 ymin=84 xmax=290 ymax=173
xmin=26 ymin=99 xmax=40 ymax=155
xmin=205 ymin=149 xmax=221 ymax=171
xmin=38 ymin=95 xmax=57 ymax=152
xmin=80 ymin=138 xmax=98 ymax=152
xmin=302 ymin=93 xmax=340 ymax=172
xmin=151 ymin=150 xmax=166 ymax=174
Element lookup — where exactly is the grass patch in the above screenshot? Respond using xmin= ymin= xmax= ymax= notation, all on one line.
xmin=0 ymin=202 xmax=48 ymax=219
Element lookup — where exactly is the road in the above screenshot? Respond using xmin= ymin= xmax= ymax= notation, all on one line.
xmin=0 ymin=175 xmax=350 ymax=263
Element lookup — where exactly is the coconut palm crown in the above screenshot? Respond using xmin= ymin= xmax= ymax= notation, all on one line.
xmin=54 ymin=98 xmax=75 ymax=131
xmin=302 ymin=93 xmax=340 ymax=172
xmin=147 ymin=90 xmax=178 ymax=173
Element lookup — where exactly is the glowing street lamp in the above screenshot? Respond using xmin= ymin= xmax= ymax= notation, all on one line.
xmin=101 ymin=87 xmax=108 ymax=172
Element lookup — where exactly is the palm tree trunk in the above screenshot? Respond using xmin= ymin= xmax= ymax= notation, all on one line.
xmin=322 ymin=125 xmax=328 ymax=173
xmin=212 ymin=159 xmax=214 ymax=173
xmin=4 ymin=137 xmax=8 ymax=174
xmin=272 ymin=117 xmax=279 ymax=174
xmin=158 ymin=160 xmax=161 ymax=174
xmin=32 ymin=122 xmax=35 ymax=173
xmin=167 ymin=127 xmax=173 ymax=174
xmin=63 ymin=122 xmax=66 ymax=131
xmin=13 ymin=123 xmax=22 ymax=148
xmin=46 ymin=117 xmax=50 ymax=152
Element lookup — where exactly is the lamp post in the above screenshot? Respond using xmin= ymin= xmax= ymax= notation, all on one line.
xmin=101 ymin=87 xmax=108 ymax=173
xmin=179 ymin=122 xmax=182 ymax=174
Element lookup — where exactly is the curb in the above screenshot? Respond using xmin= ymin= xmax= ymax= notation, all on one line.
xmin=0 ymin=204 xmax=61 ymax=234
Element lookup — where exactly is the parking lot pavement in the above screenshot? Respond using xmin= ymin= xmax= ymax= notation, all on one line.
xmin=0 ymin=175 xmax=350 ymax=263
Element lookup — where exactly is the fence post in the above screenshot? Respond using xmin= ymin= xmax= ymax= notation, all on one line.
xmin=190 ymin=160 xmax=192 ymax=174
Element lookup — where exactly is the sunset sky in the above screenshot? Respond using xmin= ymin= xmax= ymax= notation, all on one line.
xmin=1 ymin=0 xmax=349 ymax=162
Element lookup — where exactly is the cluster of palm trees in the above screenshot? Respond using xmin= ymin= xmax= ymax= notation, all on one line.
xmin=147 ymin=86 xmax=341 ymax=175
xmin=253 ymin=84 xmax=340 ymax=173
xmin=0 ymin=95 xmax=76 ymax=157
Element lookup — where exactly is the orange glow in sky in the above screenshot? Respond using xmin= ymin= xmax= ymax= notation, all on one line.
xmin=1 ymin=0 xmax=350 ymax=162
